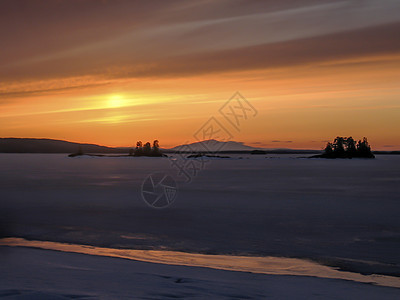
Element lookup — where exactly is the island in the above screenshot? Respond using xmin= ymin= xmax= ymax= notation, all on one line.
xmin=311 ymin=137 xmax=375 ymax=159
xmin=69 ymin=140 xmax=166 ymax=157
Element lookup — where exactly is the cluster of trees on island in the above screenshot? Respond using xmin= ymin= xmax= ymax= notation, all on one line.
xmin=316 ymin=136 xmax=375 ymax=158
xmin=130 ymin=140 xmax=163 ymax=157
xmin=69 ymin=139 xmax=164 ymax=157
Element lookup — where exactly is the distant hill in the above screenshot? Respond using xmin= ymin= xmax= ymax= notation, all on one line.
xmin=169 ymin=139 xmax=257 ymax=152
xmin=0 ymin=138 xmax=123 ymax=154
xmin=167 ymin=139 xmax=321 ymax=154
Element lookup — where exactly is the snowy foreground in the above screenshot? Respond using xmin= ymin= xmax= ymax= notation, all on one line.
xmin=1 ymin=154 xmax=400 ymax=298
xmin=1 ymin=246 xmax=399 ymax=300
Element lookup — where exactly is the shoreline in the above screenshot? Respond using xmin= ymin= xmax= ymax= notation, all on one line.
xmin=2 ymin=237 xmax=400 ymax=289
xmin=3 ymin=247 xmax=400 ymax=300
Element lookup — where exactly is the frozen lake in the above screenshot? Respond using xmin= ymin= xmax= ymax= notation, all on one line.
xmin=1 ymin=153 xmax=400 ymax=276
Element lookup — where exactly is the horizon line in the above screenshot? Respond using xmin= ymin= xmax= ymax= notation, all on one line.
xmin=1 ymin=137 xmax=399 ymax=152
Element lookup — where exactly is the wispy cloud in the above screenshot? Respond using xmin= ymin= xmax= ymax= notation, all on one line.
xmin=271 ymin=140 xmax=293 ymax=143
xmin=1 ymin=1 xmax=400 ymax=83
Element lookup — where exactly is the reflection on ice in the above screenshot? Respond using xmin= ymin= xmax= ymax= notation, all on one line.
xmin=1 ymin=237 xmax=400 ymax=288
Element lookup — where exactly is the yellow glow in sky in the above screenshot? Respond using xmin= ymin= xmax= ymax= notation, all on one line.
xmin=108 ymin=95 xmax=125 ymax=108
xmin=1 ymin=58 xmax=399 ymax=150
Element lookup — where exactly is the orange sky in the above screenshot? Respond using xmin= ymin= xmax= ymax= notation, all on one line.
xmin=1 ymin=1 xmax=399 ymax=150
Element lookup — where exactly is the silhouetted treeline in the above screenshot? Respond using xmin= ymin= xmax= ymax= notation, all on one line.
xmin=132 ymin=140 xmax=163 ymax=157
xmin=69 ymin=139 xmax=165 ymax=157
xmin=314 ymin=136 xmax=375 ymax=158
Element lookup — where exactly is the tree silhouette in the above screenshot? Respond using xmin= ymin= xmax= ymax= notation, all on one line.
xmin=133 ymin=140 xmax=164 ymax=157
xmin=324 ymin=142 xmax=333 ymax=155
xmin=318 ymin=136 xmax=374 ymax=158
xmin=143 ymin=142 xmax=151 ymax=155
xmin=333 ymin=136 xmax=345 ymax=155
xmin=356 ymin=137 xmax=374 ymax=158
xmin=346 ymin=137 xmax=357 ymax=156
xmin=134 ymin=141 xmax=143 ymax=156
xmin=152 ymin=140 xmax=160 ymax=156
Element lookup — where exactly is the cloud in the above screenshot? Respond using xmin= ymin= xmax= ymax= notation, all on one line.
xmin=1 ymin=1 xmax=400 ymax=83
xmin=0 ymin=82 xmax=111 ymax=99
xmin=271 ymin=140 xmax=293 ymax=143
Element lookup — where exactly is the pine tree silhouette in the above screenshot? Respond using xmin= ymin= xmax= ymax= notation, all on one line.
xmin=318 ymin=136 xmax=374 ymax=158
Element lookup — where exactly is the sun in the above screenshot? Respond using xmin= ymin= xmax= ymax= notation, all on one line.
xmin=108 ymin=95 xmax=124 ymax=108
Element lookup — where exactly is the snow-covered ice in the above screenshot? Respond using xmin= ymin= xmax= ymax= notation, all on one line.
xmin=1 ymin=153 xmax=399 ymax=298
xmin=1 ymin=246 xmax=400 ymax=299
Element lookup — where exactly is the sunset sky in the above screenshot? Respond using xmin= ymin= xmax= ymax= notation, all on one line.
xmin=1 ymin=0 xmax=399 ymax=149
